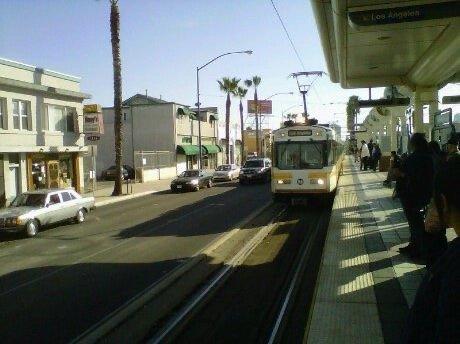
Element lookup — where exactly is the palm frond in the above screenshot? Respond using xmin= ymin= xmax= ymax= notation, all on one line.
xmin=244 ymin=79 xmax=252 ymax=88
xmin=217 ymin=77 xmax=233 ymax=93
xmin=252 ymin=75 xmax=261 ymax=87
xmin=237 ymin=86 xmax=248 ymax=98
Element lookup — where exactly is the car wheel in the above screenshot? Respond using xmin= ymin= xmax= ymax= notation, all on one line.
xmin=194 ymin=185 xmax=200 ymax=191
xmin=75 ymin=208 xmax=86 ymax=224
xmin=25 ymin=219 xmax=39 ymax=237
xmin=207 ymin=180 xmax=213 ymax=188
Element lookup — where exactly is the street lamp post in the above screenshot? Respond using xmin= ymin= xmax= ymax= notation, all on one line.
xmin=196 ymin=50 xmax=252 ymax=170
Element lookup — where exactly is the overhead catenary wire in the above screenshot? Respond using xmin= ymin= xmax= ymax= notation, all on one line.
xmin=269 ymin=0 xmax=306 ymax=72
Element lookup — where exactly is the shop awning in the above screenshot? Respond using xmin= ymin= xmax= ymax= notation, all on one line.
xmin=177 ymin=107 xmax=197 ymax=120
xmin=177 ymin=145 xmax=200 ymax=155
xmin=202 ymin=145 xmax=222 ymax=154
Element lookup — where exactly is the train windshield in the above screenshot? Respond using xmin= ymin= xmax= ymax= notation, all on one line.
xmin=275 ymin=142 xmax=323 ymax=169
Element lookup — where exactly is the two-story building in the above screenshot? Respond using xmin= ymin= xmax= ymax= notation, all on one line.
xmin=94 ymin=94 xmax=221 ymax=180
xmin=0 ymin=58 xmax=90 ymax=206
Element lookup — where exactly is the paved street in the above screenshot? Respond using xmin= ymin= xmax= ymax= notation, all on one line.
xmin=0 ymin=181 xmax=271 ymax=344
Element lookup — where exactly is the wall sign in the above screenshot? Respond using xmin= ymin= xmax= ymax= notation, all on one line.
xmin=86 ymin=135 xmax=101 ymax=141
xmin=248 ymin=100 xmax=272 ymax=114
xmin=348 ymin=2 xmax=460 ymax=28
xmin=83 ymin=114 xmax=104 ymax=134
xmin=83 ymin=104 xmax=104 ymax=135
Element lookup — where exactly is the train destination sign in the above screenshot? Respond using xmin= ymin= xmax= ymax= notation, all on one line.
xmin=348 ymin=2 xmax=460 ymax=27
xmin=288 ymin=129 xmax=312 ymax=137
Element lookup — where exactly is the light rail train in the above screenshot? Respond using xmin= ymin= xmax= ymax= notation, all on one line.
xmin=271 ymin=124 xmax=344 ymax=200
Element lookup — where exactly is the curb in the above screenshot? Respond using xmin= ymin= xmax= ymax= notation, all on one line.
xmin=94 ymin=188 xmax=169 ymax=207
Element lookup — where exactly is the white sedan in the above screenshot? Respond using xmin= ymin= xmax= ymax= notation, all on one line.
xmin=212 ymin=164 xmax=240 ymax=181
xmin=0 ymin=188 xmax=95 ymax=237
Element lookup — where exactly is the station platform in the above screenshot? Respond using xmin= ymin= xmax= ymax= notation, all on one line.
xmin=306 ymin=156 xmax=456 ymax=344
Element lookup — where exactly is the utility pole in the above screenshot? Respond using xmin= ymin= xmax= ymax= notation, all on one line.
xmin=290 ymin=71 xmax=326 ymax=123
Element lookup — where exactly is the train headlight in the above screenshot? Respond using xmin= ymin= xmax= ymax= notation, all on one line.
xmin=309 ymin=178 xmax=325 ymax=185
xmin=277 ymin=179 xmax=291 ymax=184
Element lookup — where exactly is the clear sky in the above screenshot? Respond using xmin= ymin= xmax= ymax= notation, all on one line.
xmin=0 ymin=0 xmax=458 ymax=131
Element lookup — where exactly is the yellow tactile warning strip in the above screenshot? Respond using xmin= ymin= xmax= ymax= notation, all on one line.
xmin=305 ymin=157 xmax=384 ymax=344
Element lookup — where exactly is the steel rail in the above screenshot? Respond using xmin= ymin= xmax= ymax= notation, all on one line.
xmin=148 ymin=206 xmax=288 ymax=344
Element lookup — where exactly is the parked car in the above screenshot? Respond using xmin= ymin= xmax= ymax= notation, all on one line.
xmin=102 ymin=165 xmax=134 ymax=180
xmin=170 ymin=170 xmax=213 ymax=192
xmin=239 ymin=158 xmax=272 ymax=184
xmin=0 ymin=188 xmax=95 ymax=237
xmin=213 ymin=164 xmax=240 ymax=181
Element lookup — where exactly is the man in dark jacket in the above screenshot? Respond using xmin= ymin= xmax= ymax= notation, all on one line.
xmin=399 ymin=133 xmax=434 ymax=258
xmin=402 ymin=154 xmax=460 ymax=343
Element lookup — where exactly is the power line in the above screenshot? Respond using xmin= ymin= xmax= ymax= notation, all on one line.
xmin=269 ymin=0 xmax=306 ymax=71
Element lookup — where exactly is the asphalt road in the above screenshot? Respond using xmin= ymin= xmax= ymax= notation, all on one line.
xmin=0 ymin=181 xmax=271 ymax=344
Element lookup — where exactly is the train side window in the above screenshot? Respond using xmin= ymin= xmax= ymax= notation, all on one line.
xmin=327 ymin=142 xmax=333 ymax=166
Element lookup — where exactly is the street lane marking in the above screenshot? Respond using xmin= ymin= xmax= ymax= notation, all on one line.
xmin=0 ymin=205 xmax=214 ymax=297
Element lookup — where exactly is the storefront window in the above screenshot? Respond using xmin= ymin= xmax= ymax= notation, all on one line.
xmin=30 ymin=154 xmax=76 ymax=190
xmin=31 ymin=159 xmax=47 ymax=190
xmin=59 ymin=157 xmax=74 ymax=188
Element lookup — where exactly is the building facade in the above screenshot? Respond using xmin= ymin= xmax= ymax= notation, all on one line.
xmin=218 ymin=122 xmax=242 ymax=166
xmin=243 ymin=128 xmax=272 ymax=159
xmin=0 ymin=58 xmax=90 ymax=206
xmin=93 ymin=94 xmax=221 ymax=179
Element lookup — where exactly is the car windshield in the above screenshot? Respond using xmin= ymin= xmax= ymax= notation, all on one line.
xmin=244 ymin=160 xmax=264 ymax=168
xmin=10 ymin=193 xmax=47 ymax=207
xmin=180 ymin=170 xmax=200 ymax=177
xmin=216 ymin=165 xmax=231 ymax=171
xmin=275 ymin=142 xmax=324 ymax=169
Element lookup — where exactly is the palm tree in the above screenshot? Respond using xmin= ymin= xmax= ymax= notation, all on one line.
xmin=217 ymin=77 xmax=240 ymax=164
xmin=110 ymin=0 xmax=123 ymax=196
xmin=236 ymin=86 xmax=248 ymax=164
xmin=244 ymin=76 xmax=261 ymax=156
xmin=346 ymin=95 xmax=359 ymax=140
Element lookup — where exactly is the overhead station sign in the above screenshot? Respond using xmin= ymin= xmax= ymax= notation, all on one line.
xmin=348 ymin=2 xmax=460 ymax=28
xmin=248 ymin=100 xmax=272 ymax=114
xmin=443 ymin=95 xmax=460 ymax=104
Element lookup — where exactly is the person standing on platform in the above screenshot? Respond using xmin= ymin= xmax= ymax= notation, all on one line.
xmin=425 ymin=140 xmax=448 ymax=267
xmin=360 ymin=140 xmax=370 ymax=171
xmin=398 ymin=133 xmax=434 ymax=258
xmin=446 ymin=137 xmax=459 ymax=160
xmin=402 ymin=155 xmax=460 ymax=343
xmin=367 ymin=139 xmax=374 ymax=156
xmin=372 ymin=143 xmax=382 ymax=171
xmin=383 ymin=151 xmax=401 ymax=186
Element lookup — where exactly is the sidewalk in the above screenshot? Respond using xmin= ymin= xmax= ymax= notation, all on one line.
xmin=83 ymin=179 xmax=172 ymax=207
xmin=306 ymin=156 xmax=455 ymax=344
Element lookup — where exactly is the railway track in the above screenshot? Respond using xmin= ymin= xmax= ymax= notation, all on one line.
xmin=147 ymin=202 xmax=332 ymax=344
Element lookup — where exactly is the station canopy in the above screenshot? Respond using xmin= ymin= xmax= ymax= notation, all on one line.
xmin=311 ymin=0 xmax=460 ymax=89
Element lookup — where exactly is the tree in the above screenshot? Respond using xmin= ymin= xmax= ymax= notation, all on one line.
xmin=346 ymin=95 xmax=359 ymax=140
xmin=236 ymin=86 xmax=248 ymax=164
xmin=217 ymin=77 xmax=240 ymax=164
xmin=110 ymin=0 xmax=123 ymax=196
xmin=244 ymin=76 xmax=261 ymax=156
